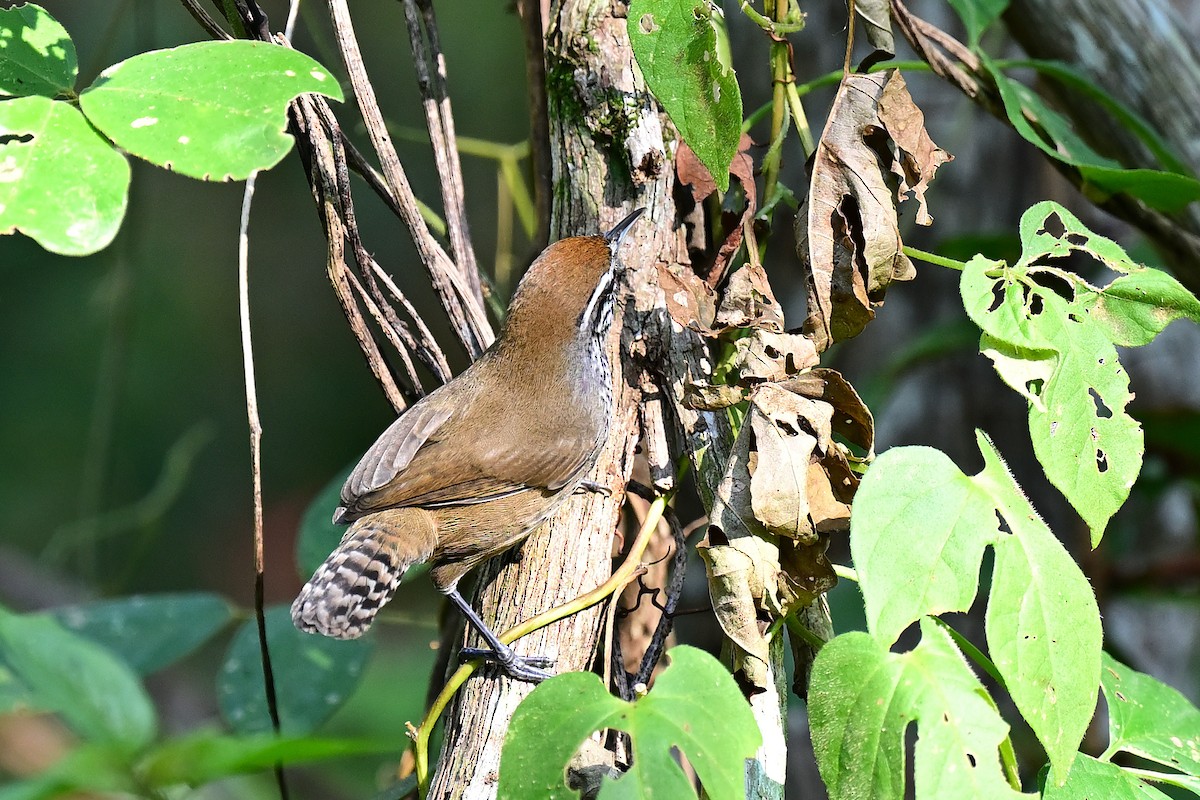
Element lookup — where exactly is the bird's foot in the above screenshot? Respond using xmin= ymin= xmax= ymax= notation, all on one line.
xmin=576 ymin=479 xmax=611 ymax=497
xmin=459 ymin=645 xmax=555 ymax=682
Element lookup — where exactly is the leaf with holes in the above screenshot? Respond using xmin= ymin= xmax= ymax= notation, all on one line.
xmin=809 ymin=619 xmax=1025 ymax=800
xmin=1100 ymin=654 xmax=1200 ymax=784
xmin=798 ymin=70 xmax=950 ymax=351
xmin=628 ymin=0 xmax=742 ymax=191
xmin=958 ymin=202 xmax=1177 ymax=542
xmin=79 ymin=40 xmax=342 ymax=181
xmin=498 ymin=645 xmax=759 ymax=800
xmin=0 ymin=95 xmax=130 ymax=255
xmin=217 ymin=605 xmax=371 ymax=735
xmin=0 ymin=3 xmax=77 ymax=98
xmin=851 ymin=432 xmax=1102 ymax=785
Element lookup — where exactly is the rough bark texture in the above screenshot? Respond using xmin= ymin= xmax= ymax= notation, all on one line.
xmin=1004 ymin=0 xmax=1200 ymax=288
xmin=428 ymin=1 xmax=791 ymax=795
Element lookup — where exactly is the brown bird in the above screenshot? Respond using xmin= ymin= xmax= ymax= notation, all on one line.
xmin=291 ymin=208 xmax=644 ymax=681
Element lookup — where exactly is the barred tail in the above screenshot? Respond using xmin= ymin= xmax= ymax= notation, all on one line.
xmin=291 ymin=508 xmax=436 ymax=639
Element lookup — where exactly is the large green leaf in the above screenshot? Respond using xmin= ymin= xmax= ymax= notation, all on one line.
xmin=49 ymin=592 xmax=234 ymax=675
xmin=498 ymin=645 xmax=759 ymax=799
xmin=136 ymin=730 xmax=395 ymax=787
xmin=0 ymin=95 xmax=129 ymax=255
xmin=957 ymin=201 xmax=1200 ymax=540
xmin=808 ymin=620 xmax=1024 ymax=800
xmin=1100 ymin=654 xmax=1200 ymax=783
xmin=628 ymin=0 xmax=741 ymax=191
xmin=851 ymin=432 xmax=1102 ymax=785
xmin=0 ymin=3 xmax=77 ymax=98
xmin=79 ymin=40 xmax=343 ymax=181
xmin=297 ymin=465 xmax=353 ymax=578
xmin=217 ymin=605 xmax=372 ymax=736
xmin=0 ymin=608 xmax=156 ymax=752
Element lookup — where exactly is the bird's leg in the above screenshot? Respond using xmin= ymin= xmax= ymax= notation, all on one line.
xmin=446 ymin=588 xmax=555 ymax=682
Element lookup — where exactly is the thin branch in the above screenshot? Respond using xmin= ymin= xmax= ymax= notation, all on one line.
xmin=632 ymin=506 xmax=687 ymax=687
xmin=325 ymin=0 xmax=494 ymax=357
xmin=179 ymin=0 xmax=232 ymax=39
xmin=514 ymin=0 xmax=551 ymax=250
xmin=402 ymin=0 xmax=483 ymax=301
xmin=238 ymin=172 xmax=290 ymax=800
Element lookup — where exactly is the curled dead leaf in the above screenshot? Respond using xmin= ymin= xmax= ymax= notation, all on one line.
xmin=798 ymin=69 xmax=951 ymax=352
xmin=683 ymin=382 xmax=747 ymax=411
xmin=658 ymin=262 xmax=718 ymax=333
xmin=782 ymin=367 xmax=875 ymax=453
xmin=714 ymin=261 xmax=785 ymax=333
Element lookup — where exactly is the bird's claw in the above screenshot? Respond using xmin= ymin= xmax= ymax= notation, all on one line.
xmin=459 ymin=646 xmax=555 ymax=682
xmin=576 ymin=479 xmax=611 ymax=497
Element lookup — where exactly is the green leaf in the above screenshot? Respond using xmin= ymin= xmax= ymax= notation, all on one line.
xmin=0 ymin=608 xmax=156 ymax=752
xmin=850 ymin=433 xmax=1102 ymax=785
xmin=628 ymin=0 xmax=742 ymax=191
xmin=217 ymin=605 xmax=372 ymax=735
xmin=498 ymin=645 xmax=760 ymax=800
xmin=974 ymin=433 xmax=1101 ymax=786
xmin=945 ymin=0 xmax=1009 ymax=47
xmin=49 ymin=592 xmax=234 ymax=675
xmin=79 ymin=40 xmax=343 ymax=181
xmin=959 ymin=202 xmax=1172 ymax=539
xmin=1081 ymin=268 xmax=1200 ymax=346
xmin=1100 ymin=654 xmax=1200 ymax=780
xmin=808 ymin=619 xmax=1024 ymax=800
xmin=1043 ymin=754 xmax=1174 ymax=800
xmin=136 ymin=730 xmax=395 ymax=787
xmin=0 ymin=745 xmax=135 ymax=800
xmin=981 ymin=55 xmax=1200 ymax=212
xmin=851 ymin=445 xmax=999 ymax=646
xmin=0 ymin=95 xmax=130 ymax=255
xmin=0 ymin=3 xmax=77 ymax=98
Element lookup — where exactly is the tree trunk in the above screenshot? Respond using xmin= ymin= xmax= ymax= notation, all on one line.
xmin=1004 ymin=0 xmax=1200 ymax=288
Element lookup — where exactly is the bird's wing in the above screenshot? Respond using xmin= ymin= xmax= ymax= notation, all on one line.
xmin=340 ymin=400 xmax=600 ymax=515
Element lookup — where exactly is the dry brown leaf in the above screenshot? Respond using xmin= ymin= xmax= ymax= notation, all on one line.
xmin=798 ymin=69 xmax=951 ymax=352
xmin=879 ymin=74 xmax=952 ymax=225
xmin=683 ymin=382 xmax=747 ymax=411
xmin=733 ymin=330 xmax=819 ymax=383
xmin=782 ymin=367 xmax=875 ymax=453
xmin=714 ymin=261 xmax=786 ymax=333
xmin=697 ymin=540 xmax=773 ymax=689
xmin=657 ymin=262 xmax=718 ymax=333
xmin=747 ymin=384 xmax=834 ymax=542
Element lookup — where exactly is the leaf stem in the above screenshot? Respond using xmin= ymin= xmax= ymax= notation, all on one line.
xmin=412 ymin=475 xmax=683 ymax=796
xmin=832 ymin=563 xmax=859 ymax=582
xmin=929 ymin=617 xmax=1006 ymax=690
xmin=903 ymin=245 xmax=967 ymax=271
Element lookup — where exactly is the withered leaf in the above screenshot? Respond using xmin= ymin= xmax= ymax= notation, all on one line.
xmin=798 ymin=69 xmax=951 ymax=352
xmin=778 ymin=537 xmax=837 ymax=614
xmin=676 ymin=133 xmax=756 ymax=209
xmin=733 ymin=330 xmax=819 ymax=383
xmin=855 ymin=0 xmax=896 ymax=68
xmin=683 ymin=382 xmax=747 ymax=411
xmin=782 ymin=367 xmax=875 ymax=453
xmin=714 ymin=261 xmax=785 ymax=333
xmin=879 ymin=74 xmax=952 ymax=225
xmin=697 ymin=540 xmax=773 ymax=689
xmin=747 ymin=384 xmax=833 ymax=543
xmin=658 ymin=262 xmax=718 ymax=333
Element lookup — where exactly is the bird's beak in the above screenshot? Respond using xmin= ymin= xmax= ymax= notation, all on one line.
xmin=604 ymin=207 xmax=645 ymax=252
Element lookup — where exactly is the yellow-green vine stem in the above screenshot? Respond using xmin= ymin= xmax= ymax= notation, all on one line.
xmin=412 ymin=480 xmax=680 ymax=796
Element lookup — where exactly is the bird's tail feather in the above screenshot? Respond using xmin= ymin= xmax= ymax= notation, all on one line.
xmin=291 ymin=508 xmax=436 ymax=639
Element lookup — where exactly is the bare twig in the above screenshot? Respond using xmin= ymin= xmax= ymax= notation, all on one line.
xmin=238 ymin=173 xmax=290 ymax=800
xmin=402 ymin=0 xmax=482 ymax=300
xmin=326 ymin=0 xmax=494 ymax=358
